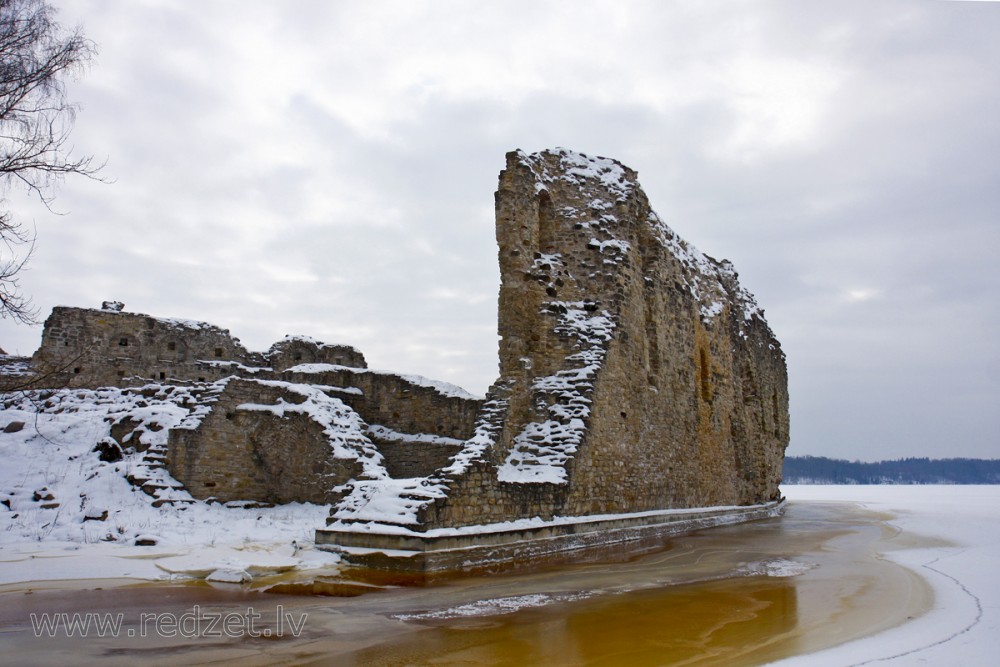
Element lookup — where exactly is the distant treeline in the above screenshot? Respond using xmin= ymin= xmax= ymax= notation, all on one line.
xmin=783 ymin=456 xmax=1000 ymax=484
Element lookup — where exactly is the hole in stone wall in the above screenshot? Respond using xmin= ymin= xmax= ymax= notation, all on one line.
xmin=198 ymin=377 xmax=205 ymax=382
xmin=119 ymin=338 xmax=129 ymax=347
xmin=214 ymin=348 xmax=223 ymax=357
xmin=204 ymin=481 xmax=216 ymax=488
xmin=620 ymin=411 xmax=627 ymax=419
xmin=225 ymin=412 xmax=235 ymax=420
xmin=116 ymin=370 xmax=125 ymax=377
xmin=772 ymin=392 xmax=781 ymax=437
xmin=73 ymin=367 xmax=81 ymax=374
xmin=167 ymin=341 xmax=176 ymax=351
xmin=159 ymin=372 xmax=165 ymax=380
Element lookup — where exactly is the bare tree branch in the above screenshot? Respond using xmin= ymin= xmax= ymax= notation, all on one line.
xmin=0 ymin=0 xmax=101 ymax=324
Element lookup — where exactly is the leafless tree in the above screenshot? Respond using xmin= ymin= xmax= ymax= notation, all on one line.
xmin=0 ymin=0 xmax=99 ymax=323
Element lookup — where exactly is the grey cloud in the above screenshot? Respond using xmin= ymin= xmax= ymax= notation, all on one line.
xmin=2 ymin=0 xmax=997 ymax=460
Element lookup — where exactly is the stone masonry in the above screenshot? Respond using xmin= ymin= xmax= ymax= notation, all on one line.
xmin=27 ymin=305 xmax=484 ymax=505
xmin=21 ymin=148 xmax=789 ymax=568
xmin=325 ymin=148 xmax=788 ymax=538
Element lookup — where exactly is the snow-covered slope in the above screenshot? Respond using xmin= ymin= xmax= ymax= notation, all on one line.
xmin=0 ymin=385 xmax=339 ymax=583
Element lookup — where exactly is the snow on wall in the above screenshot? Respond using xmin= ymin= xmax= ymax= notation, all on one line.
xmin=516 ymin=147 xmax=763 ymax=326
xmin=497 ymin=302 xmax=615 ymax=484
xmin=276 ymin=334 xmax=364 ymax=356
xmin=237 ymin=379 xmax=386 ymax=480
xmin=284 ymin=363 xmax=483 ymax=401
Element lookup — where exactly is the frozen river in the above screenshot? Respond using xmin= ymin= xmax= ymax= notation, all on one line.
xmin=6 ymin=486 xmax=994 ymax=665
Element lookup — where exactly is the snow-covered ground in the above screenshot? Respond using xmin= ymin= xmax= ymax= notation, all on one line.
xmin=0 ymin=386 xmax=340 ymax=586
xmin=769 ymin=485 xmax=1000 ymax=666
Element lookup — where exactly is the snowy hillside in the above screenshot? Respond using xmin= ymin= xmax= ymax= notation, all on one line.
xmin=0 ymin=384 xmax=339 ymax=583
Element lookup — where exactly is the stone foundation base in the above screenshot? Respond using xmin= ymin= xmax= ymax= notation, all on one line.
xmin=316 ymin=500 xmax=785 ymax=576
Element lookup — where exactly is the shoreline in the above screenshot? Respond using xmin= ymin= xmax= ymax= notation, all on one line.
xmin=764 ymin=485 xmax=997 ymax=666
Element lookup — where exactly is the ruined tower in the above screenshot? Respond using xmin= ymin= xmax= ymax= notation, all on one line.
xmin=320 ymin=148 xmax=788 ymax=561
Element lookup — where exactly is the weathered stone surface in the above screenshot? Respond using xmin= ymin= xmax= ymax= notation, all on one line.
xmin=18 ymin=148 xmax=788 ymax=562
xmin=327 ymin=148 xmax=788 ymax=536
xmin=486 ymin=148 xmax=789 ymax=512
xmin=278 ymin=365 xmax=483 ymax=442
xmin=318 ymin=501 xmax=784 ymax=576
xmin=267 ymin=336 xmax=367 ymax=372
xmin=31 ymin=306 xmax=264 ymax=387
xmin=25 ymin=305 xmax=484 ymax=506
xmin=166 ymin=378 xmax=378 ymax=504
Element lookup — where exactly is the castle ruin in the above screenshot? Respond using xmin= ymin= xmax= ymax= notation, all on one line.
xmin=24 ymin=148 xmax=789 ymax=572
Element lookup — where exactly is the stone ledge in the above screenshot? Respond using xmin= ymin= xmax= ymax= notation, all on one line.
xmin=316 ymin=500 xmax=785 ymax=574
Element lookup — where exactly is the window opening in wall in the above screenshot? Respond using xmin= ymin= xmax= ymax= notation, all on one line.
xmin=159 ymin=372 xmax=165 ymax=380
xmin=214 ymin=348 xmax=223 ymax=357
xmin=198 ymin=377 xmax=205 ymax=382
xmin=117 ymin=370 xmax=125 ymax=377
xmin=167 ymin=341 xmax=176 ymax=351
xmin=73 ymin=367 xmax=81 ymax=374
xmin=119 ymin=337 xmax=129 ymax=346
xmin=294 ymin=354 xmax=302 ymax=361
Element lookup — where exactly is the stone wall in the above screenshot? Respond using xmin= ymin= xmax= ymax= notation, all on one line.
xmin=27 ymin=305 xmax=485 ymax=505
xmin=333 ymin=148 xmax=789 ymax=533
xmin=371 ymin=439 xmax=464 ymax=479
xmin=22 ymin=148 xmax=789 ymax=534
xmin=31 ymin=306 xmax=261 ymax=388
xmin=30 ymin=306 xmax=372 ymax=390
xmin=166 ymin=378 xmax=368 ymax=504
xmin=279 ymin=366 xmax=483 ymax=442
xmin=162 ymin=368 xmax=482 ymax=503
xmin=268 ymin=336 xmax=367 ymax=372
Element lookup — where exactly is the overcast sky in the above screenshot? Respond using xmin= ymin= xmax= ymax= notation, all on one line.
xmin=1 ymin=0 xmax=997 ymax=461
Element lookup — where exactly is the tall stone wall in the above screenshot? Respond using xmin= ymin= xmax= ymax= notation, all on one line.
xmin=330 ymin=148 xmax=789 ymax=533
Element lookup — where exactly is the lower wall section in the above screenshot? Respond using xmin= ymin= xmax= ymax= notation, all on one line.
xmin=370 ymin=439 xmax=464 ymax=479
xmin=316 ymin=500 xmax=785 ymax=575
